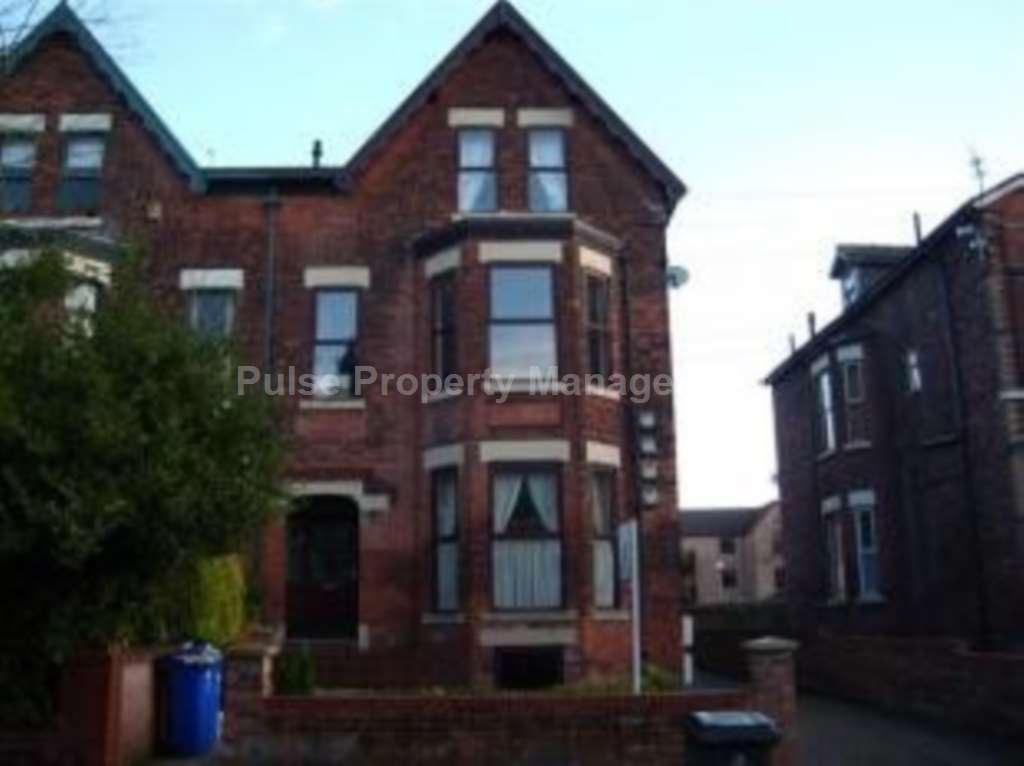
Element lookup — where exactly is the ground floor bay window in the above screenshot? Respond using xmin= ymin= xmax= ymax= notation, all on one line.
xmin=492 ymin=468 xmax=562 ymax=610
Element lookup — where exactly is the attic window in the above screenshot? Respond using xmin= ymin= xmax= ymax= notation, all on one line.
xmin=57 ymin=134 xmax=106 ymax=214
xmin=528 ymin=128 xmax=567 ymax=212
xmin=0 ymin=135 xmax=36 ymax=213
xmin=458 ymin=129 xmax=497 ymax=213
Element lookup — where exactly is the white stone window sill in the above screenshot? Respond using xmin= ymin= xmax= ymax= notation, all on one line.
xmin=482 ymin=609 xmax=577 ymax=623
xmin=451 ymin=211 xmax=575 ymax=223
xmin=423 ymin=388 xmax=464 ymax=404
xmin=592 ymin=609 xmax=630 ymax=622
xmin=816 ymin=449 xmax=836 ymax=462
xmin=299 ymin=398 xmax=366 ymax=411
xmin=487 ymin=377 xmax=566 ymax=396
xmin=585 ymin=384 xmax=622 ymax=401
xmin=422 ymin=612 xmax=466 ymax=625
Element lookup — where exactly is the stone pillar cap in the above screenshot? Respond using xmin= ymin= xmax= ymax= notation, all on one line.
xmin=743 ymin=635 xmax=800 ymax=654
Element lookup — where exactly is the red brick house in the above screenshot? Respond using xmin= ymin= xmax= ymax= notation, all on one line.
xmin=0 ymin=3 xmax=686 ymax=686
xmin=766 ymin=179 xmax=1024 ymax=650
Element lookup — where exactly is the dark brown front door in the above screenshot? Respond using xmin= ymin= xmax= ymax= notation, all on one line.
xmin=286 ymin=497 xmax=359 ymax=639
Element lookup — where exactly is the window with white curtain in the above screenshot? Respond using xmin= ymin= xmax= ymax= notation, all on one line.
xmin=492 ymin=468 xmax=562 ymax=610
xmin=188 ymin=289 xmax=236 ymax=339
xmin=433 ymin=469 xmax=460 ymax=612
xmin=528 ymin=128 xmax=567 ymax=212
xmin=458 ymin=128 xmax=497 ymax=212
xmin=591 ymin=471 xmax=617 ymax=608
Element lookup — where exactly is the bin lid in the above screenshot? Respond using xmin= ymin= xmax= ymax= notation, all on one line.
xmin=686 ymin=711 xmax=781 ymax=745
xmin=166 ymin=641 xmax=223 ymax=666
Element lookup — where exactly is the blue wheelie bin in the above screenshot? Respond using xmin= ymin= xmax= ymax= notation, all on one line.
xmin=161 ymin=642 xmax=223 ymax=757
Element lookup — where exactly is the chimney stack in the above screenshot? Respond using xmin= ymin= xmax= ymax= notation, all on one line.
xmin=312 ymin=139 xmax=323 ymax=169
xmin=807 ymin=312 xmax=817 ymax=339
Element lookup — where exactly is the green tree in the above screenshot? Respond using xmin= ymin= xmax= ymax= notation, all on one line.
xmin=0 ymin=249 xmax=283 ymax=718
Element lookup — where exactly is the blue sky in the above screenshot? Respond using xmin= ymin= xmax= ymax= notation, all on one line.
xmin=44 ymin=0 xmax=1024 ymax=505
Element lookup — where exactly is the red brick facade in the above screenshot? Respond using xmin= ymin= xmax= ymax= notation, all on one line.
xmin=768 ymin=183 xmax=1024 ymax=649
xmin=0 ymin=4 xmax=684 ymax=685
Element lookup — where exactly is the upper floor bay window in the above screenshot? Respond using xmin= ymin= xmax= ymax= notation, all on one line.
xmin=0 ymin=135 xmax=36 ymax=213
xmin=840 ymin=349 xmax=868 ymax=445
xmin=591 ymin=471 xmax=618 ymax=608
xmin=188 ymin=289 xmax=236 ymax=339
xmin=813 ymin=365 xmax=837 ymax=454
xmin=492 ymin=468 xmax=562 ymax=610
xmin=313 ymin=289 xmax=359 ymax=398
xmin=528 ymin=128 xmax=567 ymax=212
xmin=585 ymin=274 xmax=611 ymax=378
xmin=431 ymin=273 xmax=457 ymax=379
xmin=489 ymin=265 xmax=557 ymax=379
xmin=433 ymin=469 xmax=460 ymax=612
xmin=458 ymin=129 xmax=497 ymax=213
xmin=57 ymin=134 xmax=106 ymax=213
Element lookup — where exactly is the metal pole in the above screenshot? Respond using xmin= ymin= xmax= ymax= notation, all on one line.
xmin=631 ymin=519 xmax=642 ymax=695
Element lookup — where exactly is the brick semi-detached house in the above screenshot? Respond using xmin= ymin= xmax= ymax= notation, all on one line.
xmin=766 ymin=179 xmax=1024 ymax=650
xmin=0 ymin=3 xmax=686 ymax=687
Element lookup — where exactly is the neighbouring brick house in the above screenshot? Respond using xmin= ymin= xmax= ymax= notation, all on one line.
xmin=766 ymin=179 xmax=1024 ymax=650
xmin=0 ymin=2 xmax=686 ymax=687
xmin=680 ymin=503 xmax=783 ymax=606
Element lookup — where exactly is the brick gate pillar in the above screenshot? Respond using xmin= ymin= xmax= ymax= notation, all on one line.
xmin=744 ymin=636 xmax=800 ymax=766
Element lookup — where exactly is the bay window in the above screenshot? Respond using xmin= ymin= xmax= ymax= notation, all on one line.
xmin=528 ymin=128 xmax=567 ymax=212
xmin=431 ymin=273 xmax=457 ymax=378
xmin=313 ymin=289 xmax=359 ymax=398
xmin=458 ymin=128 xmax=497 ymax=213
xmin=585 ymin=274 xmax=611 ymax=378
xmin=492 ymin=468 xmax=562 ymax=610
xmin=433 ymin=469 xmax=460 ymax=612
xmin=591 ymin=471 xmax=617 ymax=608
xmin=489 ymin=265 xmax=557 ymax=379
xmin=0 ymin=135 xmax=35 ymax=212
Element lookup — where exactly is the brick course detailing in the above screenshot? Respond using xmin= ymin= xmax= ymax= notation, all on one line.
xmin=220 ymin=634 xmax=801 ymax=765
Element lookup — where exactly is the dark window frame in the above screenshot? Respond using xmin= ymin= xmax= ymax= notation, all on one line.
xmin=311 ymin=287 xmax=361 ymax=399
xmin=487 ymin=262 xmax=559 ymax=379
xmin=489 ymin=462 xmax=565 ymax=612
xmin=841 ymin=355 xmax=869 ymax=445
xmin=57 ymin=132 xmax=107 ymax=213
xmin=585 ymin=273 xmax=612 ymax=379
xmin=527 ymin=127 xmax=569 ymax=213
xmin=590 ymin=468 xmax=619 ymax=609
xmin=457 ymin=127 xmax=498 ymax=213
xmin=431 ymin=272 xmax=458 ymax=379
xmin=719 ymin=537 xmax=736 ymax=555
xmin=0 ymin=133 xmax=37 ymax=213
xmin=432 ymin=467 xmax=461 ymax=613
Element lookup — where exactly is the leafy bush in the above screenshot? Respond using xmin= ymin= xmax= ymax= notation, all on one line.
xmin=152 ymin=555 xmax=247 ymax=647
xmin=275 ymin=648 xmax=316 ymax=695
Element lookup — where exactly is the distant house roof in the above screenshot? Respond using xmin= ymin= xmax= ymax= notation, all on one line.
xmin=829 ymin=244 xmax=912 ymax=278
xmin=9 ymin=3 xmax=206 ymax=192
xmin=679 ymin=504 xmax=776 ymax=538
xmin=761 ymin=174 xmax=1024 ymax=385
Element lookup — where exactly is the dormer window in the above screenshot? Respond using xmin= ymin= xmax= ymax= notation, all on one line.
xmin=58 ymin=134 xmax=106 ymax=213
xmin=458 ymin=129 xmax=497 ymax=213
xmin=0 ymin=135 xmax=36 ymax=213
xmin=841 ymin=268 xmax=862 ymax=306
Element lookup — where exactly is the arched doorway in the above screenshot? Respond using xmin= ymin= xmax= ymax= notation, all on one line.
xmin=286 ymin=496 xmax=359 ymax=639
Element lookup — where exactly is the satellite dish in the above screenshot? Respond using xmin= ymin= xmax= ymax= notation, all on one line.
xmin=666 ymin=265 xmax=690 ymax=289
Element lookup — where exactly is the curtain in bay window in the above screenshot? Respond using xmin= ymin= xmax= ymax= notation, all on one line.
xmin=492 ymin=471 xmax=562 ymax=609
xmin=436 ymin=474 xmax=459 ymax=611
xmin=591 ymin=474 xmax=616 ymax=608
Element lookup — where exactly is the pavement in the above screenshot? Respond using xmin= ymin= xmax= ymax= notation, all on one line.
xmin=799 ymin=693 xmax=1024 ymax=766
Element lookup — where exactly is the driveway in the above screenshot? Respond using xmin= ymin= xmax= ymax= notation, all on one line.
xmin=799 ymin=693 xmax=1024 ymax=766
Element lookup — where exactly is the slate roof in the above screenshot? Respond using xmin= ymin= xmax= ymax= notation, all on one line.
xmin=10 ymin=3 xmax=685 ymax=206
xmin=679 ymin=504 xmax=775 ymax=538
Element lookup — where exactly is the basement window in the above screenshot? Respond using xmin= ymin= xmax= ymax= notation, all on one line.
xmin=495 ymin=647 xmax=564 ymax=690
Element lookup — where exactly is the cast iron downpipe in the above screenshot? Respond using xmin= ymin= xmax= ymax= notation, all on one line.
xmin=262 ymin=188 xmax=281 ymax=372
